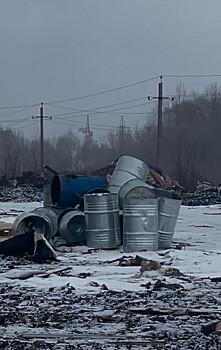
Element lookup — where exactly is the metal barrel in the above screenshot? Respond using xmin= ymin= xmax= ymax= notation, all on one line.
xmin=119 ymin=178 xmax=156 ymax=209
xmin=12 ymin=207 xmax=58 ymax=240
xmin=123 ymin=198 xmax=158 ymax=253
xmin=108 ymin=155 xmax=149 ymax=194
xmin=43 ymin=183 xmax=53 ymax=207
xmin=158 ymin=197 xmax=182 ymax=249
xmin=84 ymin=193 xmax=120 ymax=249
xmin=79 ymin=188 xmax=110 ymax=211
xmin=59 ymin=210 xmax=86 ymax=245
xmin=153 ymin=188 xmax=173 ymax=198
xmin=51 ymin=174 xmax=108 ymax=208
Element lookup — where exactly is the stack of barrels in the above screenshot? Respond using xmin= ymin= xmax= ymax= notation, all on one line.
xmin=13 ymin=155 xmax=181 ymax=252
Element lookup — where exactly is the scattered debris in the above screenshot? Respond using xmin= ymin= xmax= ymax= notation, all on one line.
xmin=210 ymin=277 xmax=221 ymax=282
xmin=202 ymin=320 xmax=221 ymax=335
xmin=153 ymin=279 xmax=184 ymax=290
xmin=182 ymin=181 xmax=221 ymax=206
xmin=0 ymin=231 xmax=57 ymax=263
xmin=0 ymin=222 xmax=12 ymax=236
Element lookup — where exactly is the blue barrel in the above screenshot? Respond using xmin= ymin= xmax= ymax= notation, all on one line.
xmin=51 ymin=175 xmax=108 ymax=208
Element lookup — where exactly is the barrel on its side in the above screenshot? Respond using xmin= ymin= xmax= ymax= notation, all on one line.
xmin=108 ymin=155 xmax=149 ymax=194
xmin=59 ymin=210 xmax=86 ymax=245
xmin=84 ymin=193 xmax=120 ymax=249
xmin=51 ymin=175 xmax=108 ymax=208
xmin=123 ymin=198 xmax=158 ymax=253
xmin=12 ymin=207 xmax=58 ymax=240
xmin=158 ymin=197 xmax=182 ymax=249
xmin=119 ymin=178 xmax=155 ymax=209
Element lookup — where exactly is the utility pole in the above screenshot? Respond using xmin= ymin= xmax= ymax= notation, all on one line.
xmin=148 ymin=76 xmax=174 ymax=168
xmin=40 ymin=103 xmax=44 ymax=176
xmin=32 ymin=103 xmax=52 ymax=177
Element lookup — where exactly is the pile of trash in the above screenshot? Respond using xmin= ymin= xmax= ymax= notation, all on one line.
xmin=0 ymin=171 xmax=43 ymax=202
xmin=0 ymin=155 xmax=183 ymax=261
xmin=0 ymin=186 xmax=43 ymax=202
xmin=181 ymin=181 xmax=221 ymax=206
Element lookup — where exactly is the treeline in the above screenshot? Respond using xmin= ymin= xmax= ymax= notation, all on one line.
xmin=1 ymin=83 xmax=221 ymax=190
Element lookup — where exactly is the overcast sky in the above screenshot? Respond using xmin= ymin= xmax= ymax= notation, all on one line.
xmin=1 ymin=0 xmax=221 ymax=141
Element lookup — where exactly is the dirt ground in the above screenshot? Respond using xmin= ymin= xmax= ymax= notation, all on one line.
xmin=0 ymin=256 xmax=220 ymax=350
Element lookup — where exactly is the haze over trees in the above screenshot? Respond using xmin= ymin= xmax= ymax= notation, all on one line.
xmin=0 ymin=83 xmax=221 ymax=191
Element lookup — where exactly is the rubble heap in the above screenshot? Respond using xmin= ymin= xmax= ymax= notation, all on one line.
xmin=0 ymin=186 xmax=43 ymax=203
xmin=181 ymin=181 xmax=221 ymax=206
xmin=0 ymin=171 xmax=44 ymax=202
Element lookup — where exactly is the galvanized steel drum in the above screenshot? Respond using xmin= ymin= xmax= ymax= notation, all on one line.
xmin=153 ymin=188 xmax=172 ymax=199
xmin=59 ymin=210 xmax=86 ymax=245
xmin=12 ymin=207 xmax=58 ymax=240
xmin=158 ymin=197 xmax=182 ymax=249
xmin=43 ymin=183 xmax=53 ymax=207
xmin=123 ymin=198 xmax=158 ymax=253
xmin=84 ymin=193 xmax=120 ymax=249
xmin=108 ymin=155 xmax=149 ymax=194
xmin=119 ymin=178 xmax=155 ymax=209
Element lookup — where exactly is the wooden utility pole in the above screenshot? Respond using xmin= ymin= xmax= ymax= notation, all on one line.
xmin=40 ymin=102 xmax=44 ymax=175
xmin=148 ymin=76 xmax=173 ymax=168
xmin=32 ymin=103 xmax=52 ymax=177
xmin=157 ymin=77 xmax=163 ymax=168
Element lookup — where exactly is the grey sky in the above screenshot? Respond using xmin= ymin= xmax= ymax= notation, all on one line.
xmin=1 ymin=0 xmax=221 ymax=140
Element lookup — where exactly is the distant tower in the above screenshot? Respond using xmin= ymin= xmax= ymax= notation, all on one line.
xmin=78 ymin=115 xmax=93 ymax=145
xmin=118 ymin=115 xmax=126 ymax=149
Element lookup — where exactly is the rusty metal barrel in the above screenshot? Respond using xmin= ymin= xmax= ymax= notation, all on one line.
xmin=158 ymin=197 xmax=182 ymax=249
xmin=12 ymin=207 xmax=58 ymax=240
xmin=84 ymin=193 xmax=120 ymax=249
xmin=108 ymin=155 xmax=149 ymax=194
xmin=123 ymin=198 xmax=158 ymax=253
xmin=59 ymin=210 xmax=86 ymax=245
xmin=119 ymin=178 xmax=155 ymax=209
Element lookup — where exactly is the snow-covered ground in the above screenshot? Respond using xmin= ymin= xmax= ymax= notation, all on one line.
xmin=0 ymin=202 xmax=220 ymax=293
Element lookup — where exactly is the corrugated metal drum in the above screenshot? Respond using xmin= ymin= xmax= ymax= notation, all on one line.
xmin=12 ymin=207 xmax=58 ymax=240
xmin=59 ymin=210 xmax=86 ymax=245
xmin=84 ymin=193 xmax=120 ymax=249
xmin=108 ymin=155 xmax=149 ymax=194
xmin=158 ymin=197 xmax=182 ymax=249
xmin=119 ymin=178 xmax=155 ymax=209
xmin=123 ymin=198 xmax=158 ymax=253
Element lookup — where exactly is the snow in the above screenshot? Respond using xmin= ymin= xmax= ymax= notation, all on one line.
xmin=0 ymin=203 xmax=220 ymax=293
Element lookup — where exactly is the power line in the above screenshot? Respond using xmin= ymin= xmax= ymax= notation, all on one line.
xmin=53 ymin=101 xmax=155 ymax=120
xmin=51 ymin=119 xmax=146 ymax=132
xmin=163 ymin=74 xmax=221 ymax=78
xmin=50 ymin=97 xmax=156 ymax=117
xmin=0 ymin=105 xmax=37 ymax=120
xmin=0 ymin=117 xmax=30 ymax=124
xmin=11 ymin=121 xmax=37 ymax=131
xmin=44 ymin=76 xmax=159 ymax=105
xmin=0 ymin=103 xmax=39 ymax=110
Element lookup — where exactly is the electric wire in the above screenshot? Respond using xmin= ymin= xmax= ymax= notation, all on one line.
xmin=51 ymin=119 xmax=146 ymax=132
xmin=163 ymin=74 xmax=221 ymax=78
xmin=44 ymin=76 xmax=159 ymax=105
xmin=0 ymin=105 xmax=37 ymax=120
xmin=53 ymin=102 xmax=157 ymax=121
xmin=0 ymin=103 xmax=39 ymax=110
xmin=50 ymin=98 xmax=157 ymax=117
xmin=11 ymin=121 xmax=37 ymax=131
